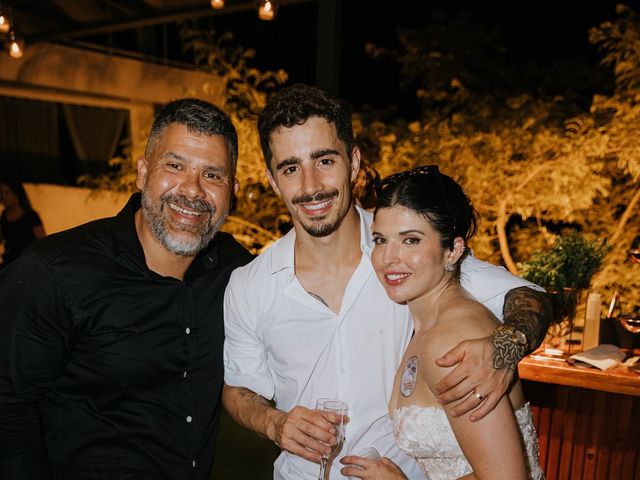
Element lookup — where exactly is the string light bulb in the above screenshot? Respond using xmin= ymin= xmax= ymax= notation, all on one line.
xmin=257 ymin=0 xmax=278 ymax=21
xmin=0 ymin=2 xmax=11 ymax=34
xmin=210 ymin=0 xmax=224 ymax=9
xmin=8 ymin=29 xmax=24 ymax=59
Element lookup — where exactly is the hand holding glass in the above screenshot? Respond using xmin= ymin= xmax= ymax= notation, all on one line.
xmin=315 ymin=398 xmax=348 ymax=480
xmin=347 ymin=447 xmax=382 ymax=480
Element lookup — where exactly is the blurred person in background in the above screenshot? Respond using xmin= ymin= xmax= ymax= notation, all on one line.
xmin=0 ymin=180 xmax=46 ymax=268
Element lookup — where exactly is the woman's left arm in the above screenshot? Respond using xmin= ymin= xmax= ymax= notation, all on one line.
xmin=432 ymin=287 xmax=551 ymax=420
xmin=424 ymin=324 xmax=528 ymax=480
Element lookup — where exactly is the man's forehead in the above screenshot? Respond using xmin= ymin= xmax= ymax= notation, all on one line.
xmin=269 ymin=117 xmax=342 ymax=151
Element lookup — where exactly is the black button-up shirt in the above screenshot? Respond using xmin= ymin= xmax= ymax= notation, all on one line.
xmin=0 ymin=194 xmax=252 ymax=480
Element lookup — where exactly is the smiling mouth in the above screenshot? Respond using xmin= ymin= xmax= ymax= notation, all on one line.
xmin=168 ymin=203 xmax=207 ymax=217
xmin=301 ymin=199 xmax=332 ymax=212
xmin=384 ymin=273 xmax=411 ymax=285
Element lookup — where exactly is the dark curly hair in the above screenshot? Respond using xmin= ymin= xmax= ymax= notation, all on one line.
xmin=258 ymin=83 xmax=355 ymax=170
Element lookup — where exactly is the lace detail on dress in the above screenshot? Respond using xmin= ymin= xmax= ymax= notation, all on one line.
xmin=392 ymin=402 xmax=544 ymax=480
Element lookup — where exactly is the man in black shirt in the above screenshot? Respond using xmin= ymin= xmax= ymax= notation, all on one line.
xmin=0 ymin=99 xmax=253 ymax=479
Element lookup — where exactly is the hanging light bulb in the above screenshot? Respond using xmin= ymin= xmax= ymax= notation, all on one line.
xmin=8 ymin=29 xmax=24 ymax=59
xmin=0 ymin=2 xmax=11 ymax=34
xmin=210 ymin=0 xmax=224 ymax=9
xmin=257 ymin=0 xmax=278 ymax=21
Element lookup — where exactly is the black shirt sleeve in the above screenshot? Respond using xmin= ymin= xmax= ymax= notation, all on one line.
xmin=0 ymin=254 xmax=75 ymax=479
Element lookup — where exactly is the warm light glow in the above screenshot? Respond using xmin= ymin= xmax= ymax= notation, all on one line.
xmin=8 ymin=31 xmax=24 ymax=59
xmin=210 ymin=0 xmax=224 ymax=9
xmin=257 ymin=0 xmax=277 ymax=21
xmin=0 ymin=14 xmax=9 ymax=33
xmin=0 ymin=0 xmax=9 ymax=34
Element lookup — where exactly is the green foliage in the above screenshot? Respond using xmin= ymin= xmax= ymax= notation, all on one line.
xmin=518 ymin=233 xmax=610 ymax=290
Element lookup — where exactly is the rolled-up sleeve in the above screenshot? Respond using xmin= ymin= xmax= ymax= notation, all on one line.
xmin=461 ymin=254 xmax=544 ymax=322
xmin=0 ymin=255 xmax=73 ymax=478
xmin=223 ymin=269 xmax=275 ymax=400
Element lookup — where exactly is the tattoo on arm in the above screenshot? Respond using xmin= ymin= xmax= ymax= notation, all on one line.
xmin=238 ymin=388 xmax=271 ymax=406
xmin=493 ymin=287 xmax=553 ymax=369
xmin=493 ymin=327 xmax=524 ymax=369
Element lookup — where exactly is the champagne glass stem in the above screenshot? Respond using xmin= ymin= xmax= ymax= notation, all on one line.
xmin=318 ymin=457 xmax=327 ymax=480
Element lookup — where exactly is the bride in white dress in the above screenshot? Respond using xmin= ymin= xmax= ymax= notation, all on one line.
xmin=342 ymin=166 xmax=544 ymax=480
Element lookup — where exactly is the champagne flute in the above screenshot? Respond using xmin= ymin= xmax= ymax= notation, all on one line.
xmin=315 ymin=398 xmax=348 ymax=480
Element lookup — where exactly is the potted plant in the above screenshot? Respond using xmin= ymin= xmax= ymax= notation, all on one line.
xmin=518 ymin=232 xmax=610 ymax=349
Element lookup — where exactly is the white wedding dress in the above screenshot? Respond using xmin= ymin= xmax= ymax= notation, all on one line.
xmin=393 ymin=403 xmax=545 ymax=480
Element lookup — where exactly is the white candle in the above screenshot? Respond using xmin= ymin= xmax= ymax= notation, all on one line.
xmin=582 ymin=292 xmax=602 ymax=350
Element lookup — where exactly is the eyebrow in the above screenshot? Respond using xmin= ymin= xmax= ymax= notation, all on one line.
xmin=274 ymin=157 xmax=301 ymax=171
xmin=274 ymin=149 xmax=341 ymax=171
xmin=162 ymin=151 xmax=186 ymax=161
xmin=310 ymin=148 xmax=340 ymax=159
xmin=162 ymin=152 xmax=229 ymax=174
xmin=371 ymin=229 xmax=426 ymax=236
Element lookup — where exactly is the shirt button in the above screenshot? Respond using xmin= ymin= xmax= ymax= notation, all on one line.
xmin=185 ymin=327 xmax=191 ymax=335
xmin=192 ymin=460 xmax=197 ymax=468
xmin=186 ymin=415 xmax=193 ymax=423
xmin=183 ymin=371 xmax=188 ymax=378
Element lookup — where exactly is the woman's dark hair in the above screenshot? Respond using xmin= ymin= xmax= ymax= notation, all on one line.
xmin=375 ymin=165 xmax=478 ymax=250
xmin=0 ymin=180 xmax=34 ymax=212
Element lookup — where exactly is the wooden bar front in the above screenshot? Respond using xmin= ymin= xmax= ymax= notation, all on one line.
xmin=518 ymin=354 xmax=640 ymax=480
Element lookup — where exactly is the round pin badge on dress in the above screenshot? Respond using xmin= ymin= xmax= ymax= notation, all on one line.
xmin=400 ymin=355 xmax=419 ymax=397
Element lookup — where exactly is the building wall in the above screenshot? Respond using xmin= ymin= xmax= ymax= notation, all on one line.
xmin=0 ymin=42 xmax=225 ymax=150
xmin=23 ymin=183 xmax=130 ymax=235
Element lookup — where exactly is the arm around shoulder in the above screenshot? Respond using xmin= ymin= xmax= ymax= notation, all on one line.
xmin=501 ymin=286 xmax=552 ymax=359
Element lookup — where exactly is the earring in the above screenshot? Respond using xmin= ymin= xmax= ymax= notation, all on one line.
xmin=444 ymin=263 xmax=455 ymax=272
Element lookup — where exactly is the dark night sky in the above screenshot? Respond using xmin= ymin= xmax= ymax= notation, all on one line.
xmin=207 ymin=0 xmax=620 ymax=115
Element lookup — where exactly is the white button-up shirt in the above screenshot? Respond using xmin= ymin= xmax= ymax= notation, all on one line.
xmin=223 ymin=208 xmax=539 ymax=479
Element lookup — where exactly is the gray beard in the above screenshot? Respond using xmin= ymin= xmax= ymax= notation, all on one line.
xmin=140 ymin=189 xmax=227 ymax=256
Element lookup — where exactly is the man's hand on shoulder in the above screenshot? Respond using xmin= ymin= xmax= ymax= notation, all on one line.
xmin=432 ymin=286 xmax=551 ymax=422
xmin=433 ymin=336 xmax=514 ymax=421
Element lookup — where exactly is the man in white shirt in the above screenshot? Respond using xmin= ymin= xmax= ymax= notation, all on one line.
xmin=222 ymin=84 xmax=550 ymax=479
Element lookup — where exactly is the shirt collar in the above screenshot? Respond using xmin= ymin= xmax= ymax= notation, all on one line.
xmin=268 ymin=206 xmax=374 ymax=275
xmin=112 ymin=193 xmax=220 ymax=274
xmin=356 ymin=206 xmax=375 ymax=257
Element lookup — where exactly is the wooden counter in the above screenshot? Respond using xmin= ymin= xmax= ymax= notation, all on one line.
xmin=518 ymin=353 xmax=640 ymax=396
xmin=518 ymin=353 xmax=640 ymax=480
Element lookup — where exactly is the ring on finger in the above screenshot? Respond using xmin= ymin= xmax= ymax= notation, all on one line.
xmin=471 ymin=388 xmax=485 ymax=402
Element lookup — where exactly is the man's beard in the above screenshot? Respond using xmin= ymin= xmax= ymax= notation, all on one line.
xmin=141 ymin=189 xmax=227 ymax=256
xmin=292 ymin=189 xmax=342 ymax=237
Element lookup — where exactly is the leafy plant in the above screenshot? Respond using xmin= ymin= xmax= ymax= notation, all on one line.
xmin=518 ymin=233 xmax=610 ymax=291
